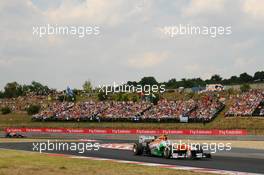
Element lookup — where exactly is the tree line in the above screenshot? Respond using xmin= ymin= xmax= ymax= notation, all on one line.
xmin=162 ymin=71 xmax=264 ymax=89
xmin=0 ymin=71 xmax=263 ymax=99
xmin=0 ymin=81 xmax=53 ymax=99
xmin=127 ymin=71 xmax=264 ymax=89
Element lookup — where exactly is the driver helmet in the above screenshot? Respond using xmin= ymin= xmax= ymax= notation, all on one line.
xmin=158 ymin=134 xmax=168 ymax=141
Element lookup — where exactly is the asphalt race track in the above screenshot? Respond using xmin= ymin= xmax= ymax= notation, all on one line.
xmin=0 ymin=139 xmax=264 ymax=174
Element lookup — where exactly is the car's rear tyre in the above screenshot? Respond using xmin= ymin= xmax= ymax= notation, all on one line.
xmin=204 ymin=153 xmax=212 ymax=158
xmin=163 ymin=146 xmax=171 ymax=159
xmin=133 ymin=143 xmax=143 ymax=155
xmin=186 ymin=150 xmax=193 ymax=159
xmin=145 ymin=142 xmax=151 ymax=156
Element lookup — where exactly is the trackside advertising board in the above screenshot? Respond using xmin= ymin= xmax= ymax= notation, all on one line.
xmin=4 ymin=128 xmax=248 ymax=135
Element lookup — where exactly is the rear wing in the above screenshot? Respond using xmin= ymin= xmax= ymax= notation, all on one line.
xmin=138 ymin=135 xmax=156 ymax=143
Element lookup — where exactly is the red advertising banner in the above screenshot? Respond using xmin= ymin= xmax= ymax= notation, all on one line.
xmin=4 ymin=128 xmax=248 ymax=135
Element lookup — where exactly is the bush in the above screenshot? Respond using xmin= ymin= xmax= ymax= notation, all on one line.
xmin=57 ymin=95 xmax=76 ymax=102
xmin=27 ymin=104 xmax=41 ymax=115
xmin=98 ymin=91 xmax=107 ymax=101
xmin=150 ymin=93 xmax=160 ymax=105
xmin=132 ymin=94 xmax=139 ymax=102
xmin=227 ymin=88 xmax=235 ymax=95
xmin=240 ymin=84 xmax=251 ymax=92
xmin=58 ymin=95 xmax=65 ymax=102
xmin=1 ymin=107 xmax=11 ymax=115
xmin=122 ymin=94 xmax=129 ymax=102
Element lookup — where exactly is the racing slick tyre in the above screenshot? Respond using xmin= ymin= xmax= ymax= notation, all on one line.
xmin=133 ymin=143 xmax=143 ymax=155
xmin=186 ymin=150 xmax=194 ymax=159
xmin=145 ymin=142 xmax=151 ymax=156
xmin=204 ymin=153 xmax=212 ymax=158
xmin=163 ymin=146 xmax=171 ymax=159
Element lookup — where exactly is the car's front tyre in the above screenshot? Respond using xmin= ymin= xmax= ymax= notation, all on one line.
xmin=133 ymin=143 xmax=143 ymax=155
xmin=163 ymin=146 xmax=171 ymax=159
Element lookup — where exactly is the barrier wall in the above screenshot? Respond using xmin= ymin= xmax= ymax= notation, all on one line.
xmin=4 ymin=128 xmax=248 ymax=135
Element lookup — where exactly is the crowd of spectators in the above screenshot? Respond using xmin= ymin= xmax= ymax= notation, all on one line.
xmin=98 ymin=101 xmax=151 ymax=120
xmin=4 ymin=90 xmax=264 ymax=122
xmin=260 ymin=107 xmax=264 ymax=116
xmin=32 ymin=101 xmax=152 ymax=121
xmin=32 ymin=97 xmax=224 ymax=122
xmin=0 ymin=93 xmax=48 ymax=112
xmin=142 ymin=99 xmax=196 ymax=121
xmin=225 ymin=90 xmax=264 ymax=116
xmin=33 ymin=102 xmax=74 ymax=120
xmin=189 ymin=96 xmax=224 ymax=121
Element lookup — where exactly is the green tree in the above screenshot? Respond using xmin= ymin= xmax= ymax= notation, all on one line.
xmin=229 ymin=76 xmax=239 ymax=85
xmin=22 ymin=81 xmax=50 ymax=95
xmin=210 ymin=74 xmax=222 ymax=84
xmin=127 ymin=81 xmax=138 ymax=86
xmin=31 ymin=81 xmax=50 ymax=95
xmin=0 ymin=91 xmax=4 ymax=98
xmin=4 ymin=82 xmax=23 ymax=98
xmin=239 ymin=73 xmax=253 ymax=83
xmin=254 ymin=71 xmax=264 ymax=81
xmin=166 ymin=78 xmax=177 ymax=88
xmin=139 ymin=77 xmax=158 ymax=86
xmin=83 ymin=80 xmax=93 ymax=93
xmin=98 ymin=91 xmax=107 ymax=101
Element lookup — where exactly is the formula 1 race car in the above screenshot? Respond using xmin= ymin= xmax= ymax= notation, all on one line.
xmin=5 ymin=132 xmax=26 ymax=138
xmin=133 ymin=135 xmax=211 ymax=159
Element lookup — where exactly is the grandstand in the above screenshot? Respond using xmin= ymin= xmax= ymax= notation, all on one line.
xmin=225 ymin=90 xmax=264 ymax=117
xmin=1 ymin=88 xmax=264 ymax=123
xmin=31 ymin=95 xmax=224 ymax=123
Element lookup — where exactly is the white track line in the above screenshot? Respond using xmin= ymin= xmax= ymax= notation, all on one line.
xmin=69 ymin=155 xmax=261 ymax=175
xmin=78 ymin=139 xmax=98 ymax=142
xmin=100 ymin=143 xmax=133 ymax=150
xmin=0 ymin=147 xmax=262 ymax=175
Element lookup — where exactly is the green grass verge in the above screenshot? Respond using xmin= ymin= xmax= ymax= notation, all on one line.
xmin=0 ymin=149 xmax=211 ymax=175
xmin=0 ymin=112 xmax=264 ymax=135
